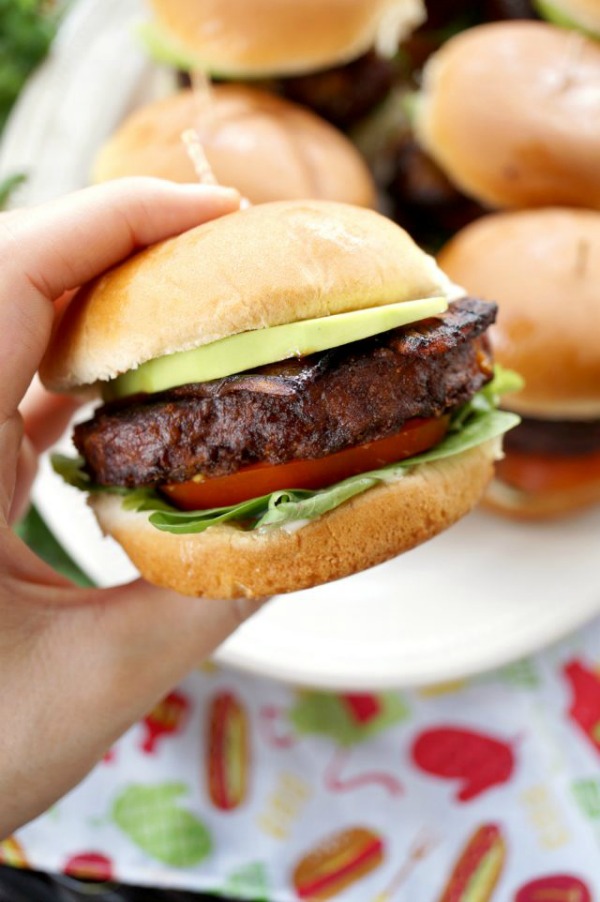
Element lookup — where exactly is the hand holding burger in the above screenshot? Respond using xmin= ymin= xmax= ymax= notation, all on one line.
xmin=43 ymin=199 xmax=519 ymax=598
xmin=0 ymin=178 xmax=269 ymax=838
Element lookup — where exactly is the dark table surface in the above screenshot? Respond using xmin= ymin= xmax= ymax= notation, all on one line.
xmin=0 ymin=867 xmax=241 ymax=902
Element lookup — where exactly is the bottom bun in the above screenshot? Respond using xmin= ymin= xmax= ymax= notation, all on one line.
xmin=484 ymin=473 xmax=600 ymax=520
xmin=91 ymin=441 xmax=499 ymax=599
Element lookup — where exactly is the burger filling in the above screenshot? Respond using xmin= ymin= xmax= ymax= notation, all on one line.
xmin=54 ymin=297 xmax=521 ymax=533
xmin=494 ymin=415 xmax=600 ymax=496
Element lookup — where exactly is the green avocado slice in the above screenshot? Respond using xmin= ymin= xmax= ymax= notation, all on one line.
xmin=533 ymin=0 xmax=600 ymax=38
xmin=104 ymin=297 xmax=447 ymax=400
xmin=138 ymin=20 xmax=210 ymax=72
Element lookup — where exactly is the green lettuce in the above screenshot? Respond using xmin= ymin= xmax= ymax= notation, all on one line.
xmin=52 ymin=367 xmax=521 ymax=535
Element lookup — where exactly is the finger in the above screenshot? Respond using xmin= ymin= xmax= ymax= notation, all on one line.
xmin=0 ymin=415 xmax=23 ymax=525
xmin=8 ymin=435 xmax=37 ymax=526
xmin=20 ymin=376 xmax=82 ymax=454
xmin=0 ymin=179 xmax=240 ymax=421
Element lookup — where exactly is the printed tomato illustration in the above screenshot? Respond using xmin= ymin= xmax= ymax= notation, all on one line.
xmin=63 ymin=852 xmax=113 ymax=882
xmin=515 ymin=874 xmax=591 ymax=902
xmin=292 ymin=826 xmax=384 ymax=900
xmin=564 ymin=660 xmax=600 ymax=754
xmin=141 ymin=689 xmax=191 ymax=754
xmin=437 ymin=824 xmax=505 ymax=902
xmin=207 ymin=691 xmax=250 ymax=811
xmin=411 ymin=727 xmax=515 ymax=801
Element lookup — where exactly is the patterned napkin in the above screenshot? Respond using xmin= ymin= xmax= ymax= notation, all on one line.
xmin=3 ymin=617 xmax=600 ymax=901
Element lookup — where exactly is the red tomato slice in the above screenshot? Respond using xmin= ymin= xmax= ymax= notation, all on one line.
xmin=162 ymin=416 xmax=449 ymax=511
xmin=496 ymin=448 xmax=600 ymax=494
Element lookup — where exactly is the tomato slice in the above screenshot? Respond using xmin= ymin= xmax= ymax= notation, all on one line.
xmin=162 ymin=415 xmax=450 ymax=511
xmin=496 ymin=448 xmax=600 ymax=495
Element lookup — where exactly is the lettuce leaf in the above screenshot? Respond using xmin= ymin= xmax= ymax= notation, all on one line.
xmin=52 ymin=367 xmax=521 ymax=535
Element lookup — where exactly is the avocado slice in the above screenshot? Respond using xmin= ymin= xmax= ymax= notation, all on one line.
xmin=105 ymin=296 xmax=448 ymax=400
xmin=533 ymin=0 xmax=600 ymax=38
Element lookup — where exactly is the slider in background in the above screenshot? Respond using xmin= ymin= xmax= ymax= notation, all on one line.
xmin=414 ymin=21 xmax=600 ymax=211
xmin=92 ymin=84 xmax=376 ymax=208
xmin=439 ymin=208 xmax=600 ymax=519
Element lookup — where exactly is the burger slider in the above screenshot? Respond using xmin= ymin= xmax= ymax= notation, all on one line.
xmin=92 ymin=85 xmax=376 ymax=208
xmin=43 ymin=201 xmax=518 ymax=598
xmin=414 ymin=22 xmax=600 ymax=210
xmin=439 ymin=208 xmax=600 ymax=519
xmin=140 ymin=0 xmax=426 ymax=78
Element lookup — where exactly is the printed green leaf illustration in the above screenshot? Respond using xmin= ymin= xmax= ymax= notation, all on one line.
xmin=223 ymin=861 xmax=269 ymax=901
xmin=290 ymin=691 xmax=409 ymax=747
xmin=112 ymin=783 xmax=212 ymax=867
xmin=572 ymin=779 xmax=600 ymax=820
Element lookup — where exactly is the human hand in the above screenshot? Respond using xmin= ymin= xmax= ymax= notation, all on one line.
xmin=0 ymin=178 xmax=264 ymax=838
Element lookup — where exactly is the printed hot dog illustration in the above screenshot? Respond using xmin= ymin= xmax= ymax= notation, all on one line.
xmin=412 ymin=727 xmax=515 ymax=801
xmin=141 ymin=689 xmax=191 ymax=754
xmin=437 ymin=824 xmax=506 ymax=902
xmin=63 ymin=852 xmax=113 ymax=882
xmin=292 ymin=826 xmax=384 ymax=901
xmin=207 ymin=691 xmax=250 ymax=810
xmin=0 ymin=836 xmax=28 ymax=868
xmin=515 ymin=874 xmax=592 ymax=902
xmin=564 ymin=660 xmax=600 ymax=754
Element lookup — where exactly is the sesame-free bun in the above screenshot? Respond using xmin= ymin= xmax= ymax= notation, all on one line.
xmin=92 ymin=86 xmax=376 ymax=208
xmin=438 ymin=208 xmax=600 ymax=419
xmin=90 ymin=441 xmax=498 ymax=599
xmin=41 ymin=200 xmax=455 ymax=392
xmin=147 ymin=0 xmax=426 ymax=77
xmin=416 ymin=22 xmax=600 ymax=210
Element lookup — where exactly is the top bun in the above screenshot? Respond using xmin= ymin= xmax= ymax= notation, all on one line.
xmin=147 ymin=0 xmax=426 ymax=77
xmin=41 ymin=200 xmax=455 ymax=392
xmin=416 ymin=22 xmax=600 ymax=210
xmin=92 ymin=85 xmax=376 ymax=208
xmin=535 ymin=0 xmax=600 ymax=36
xmin=438 ymin=208 xmax=600 ymax=419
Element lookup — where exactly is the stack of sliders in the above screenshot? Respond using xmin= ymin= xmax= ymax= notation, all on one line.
xmin=43 ymin=201 xmax=518 ymax=598
xmin=92 ymin=0 xmax=432 ymax=208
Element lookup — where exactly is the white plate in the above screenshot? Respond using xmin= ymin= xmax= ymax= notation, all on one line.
xmin=5 ymin=0 xmax=600 ymax=689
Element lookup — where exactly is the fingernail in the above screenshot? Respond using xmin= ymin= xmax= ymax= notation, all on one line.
xmin=179 ymin=183 xmax=240 ymax=201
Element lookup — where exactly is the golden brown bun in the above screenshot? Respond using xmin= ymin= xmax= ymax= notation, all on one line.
xmin=416 ymin=22 xmax=600 ymax=209
xmin=484 ymin=473 xmax=600 ymax=520
xmin=41 ymin=200 xmax=455 ymax=391
xmin=89 ymin=441 xmax=499 ymax=599
xmin=92 ymin=86 xmax=376 ymax=209
xmin=148 ymin=0 xmax=426 ymax=76
xmin=438 ymin=208 xmax=600 ymax=419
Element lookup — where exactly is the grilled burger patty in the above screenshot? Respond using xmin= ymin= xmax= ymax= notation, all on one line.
xmin=74 ymin=297 xmax=496 ymax=488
